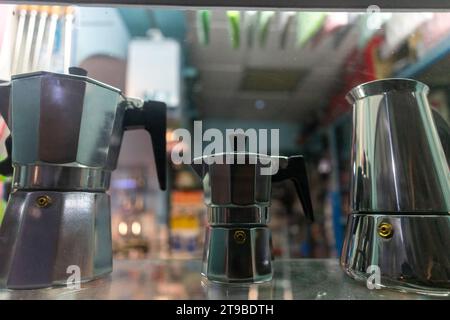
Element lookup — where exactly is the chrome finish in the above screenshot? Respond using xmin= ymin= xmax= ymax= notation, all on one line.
xmin=193 ymin=151 xmax=313 ymax=284
xmin=12 ymin=71 xmax=121 ymax=93
xmin=0 ymin=70 xmax=167 ymax=289
xmin=193 ymin=153 xmax=275 ymax=207
xmin=432 ymin=109 xmax=450 ymax=165
xmin=195 ymin=155 xmax=274 ymax=283
xmin=202 ymin=226 xmax=272 ymax=283
xmin=347 ymin=78 xmax=450 ymax=213
xmin=0 ymin=191 xmax=112 ymax=289
xmin=9 ymin=71 xmax=125 ymax=169
xmin=342 ymin=78 xmax=450 ymax=295
xmin=208 ymin=206 xmax=270 ymax=225
xmin=12 ymin=165 xmax=111 ymax=191
xmin=341 ymin=214 xmax=450 ymax=296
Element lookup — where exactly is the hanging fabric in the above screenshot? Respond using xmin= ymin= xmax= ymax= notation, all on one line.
xmin=258 ymin=11 xmax=275 ymax=48
xmin=296 ymin=12 xmax=327 ymax=48
xmin=279 ymin=11 xmax=295 ymax=49
xmin=244 ymin=11 xmax=258 ymax=48
xmin=196 ymin=10 xmax=211 ymax=46
xmin=227 ymin=11 xmax=240 ymax=49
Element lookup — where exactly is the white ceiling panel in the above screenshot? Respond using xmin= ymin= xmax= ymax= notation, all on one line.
xmin=186 ymin=10 xmax=359 ymax=123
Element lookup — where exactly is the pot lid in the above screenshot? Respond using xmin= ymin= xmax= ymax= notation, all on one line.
xmin=12 ymin=68 xmax=121 ymax=94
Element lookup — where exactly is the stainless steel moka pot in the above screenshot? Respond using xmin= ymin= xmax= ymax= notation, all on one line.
xmin=341 ymin=78 xmax=450 ymax=295
xmin=0 ymin=68 xmax=167 ymax=289
xmin=192 ymin=136 xmax=313 ymax=283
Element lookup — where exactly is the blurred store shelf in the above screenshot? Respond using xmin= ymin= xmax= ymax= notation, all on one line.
xmin=395 ymin=34 xmax=450 ymax=78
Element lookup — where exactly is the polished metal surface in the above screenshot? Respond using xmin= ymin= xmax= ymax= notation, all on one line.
xmin=343 ymin=78 xmax=450 ymax=295
xmin=12 ymin=165 xmax=111 ymax=191
xmin=0 ymin=71 xmax=167 ymax=179
xmin=192 ymin=153 xmax=275 ymax=283
xmin=0 ymin=259 xmax=443 ymax=300
xmin=347 ymin=78 xmax=450 ymax=213
xmin=0 ymin=191 xmax=112 ymax=289
xmin=432 ymin=109 xmax=450 ymax=164
xmin=13 ymin=70 xmax=121 ymax=92
xmin=192 ymin=153 xmax=275 ymax=209
xmin=192 ymin=152 xmax=313 ymax=284
xmin=192 ymin=153 xmax=313 ymax=223
xmin=341 ymin=214 xmax=450 ymax=296
xmin=208 ymin=206 xmax=270 ymax=224
xmin=202 ymin=226 xmax=272 ymax=283
xmin=8 ymin=71 xmax=125 ymax=170
xmin=0 ymin=70 xmax=166 ymax=289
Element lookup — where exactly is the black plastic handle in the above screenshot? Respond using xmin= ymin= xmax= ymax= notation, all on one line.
xmin=123 ymin=100 xmax=167 ymax=190
xmin=0 ymin=135 xmax=13 ymax=176
xmin=272 ymin=155 xmax=314 ymax=222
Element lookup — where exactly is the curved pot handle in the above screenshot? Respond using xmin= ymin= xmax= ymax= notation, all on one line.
xmin=272 ymin=155 xmax=314 ymax=222
xmin=124 ymin=100 xmax=167 ymax=190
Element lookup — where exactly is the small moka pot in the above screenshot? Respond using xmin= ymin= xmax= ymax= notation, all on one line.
xmin=191 ymin=135 xmax=313 ymax=283
xmin=341 ymin=78 xmax=450 ymax=295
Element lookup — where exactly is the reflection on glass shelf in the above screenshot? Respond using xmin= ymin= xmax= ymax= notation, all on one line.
xmin=111 ymin=166 xmax=166 ymax=259
xmin=0 ymin=259 xmax=434 ymax=300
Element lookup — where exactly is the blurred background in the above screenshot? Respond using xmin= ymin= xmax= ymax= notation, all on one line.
xmin=0 ymin=5 xmax=449 ymax=262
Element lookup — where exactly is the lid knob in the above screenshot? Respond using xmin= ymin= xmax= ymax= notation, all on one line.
xmin=68 ymin=67 xmax=88 ymax=77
